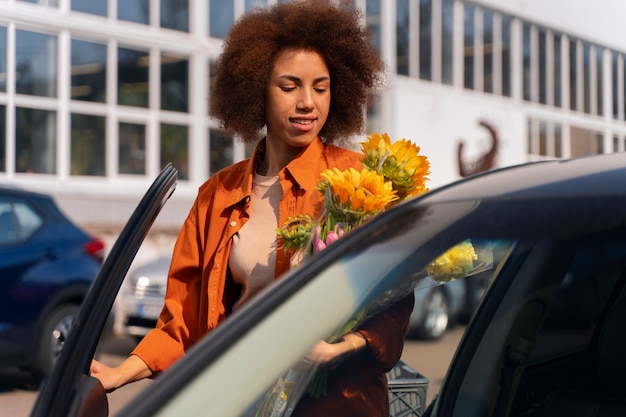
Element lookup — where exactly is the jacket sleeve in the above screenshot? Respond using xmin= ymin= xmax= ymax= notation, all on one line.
xmin=131 ymin=199 xmax=203 ymax=373
xmin=356 ymin=292 xmax=415 ymax=373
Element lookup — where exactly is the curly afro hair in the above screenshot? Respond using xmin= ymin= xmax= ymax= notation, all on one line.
xmin=210 ymin=0 xmax=385 ymax=146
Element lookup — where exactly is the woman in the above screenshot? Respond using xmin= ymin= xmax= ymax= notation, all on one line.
xmin=91 ymin=1 xmax=413 ymax=415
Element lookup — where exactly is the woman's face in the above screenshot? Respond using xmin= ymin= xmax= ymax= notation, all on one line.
xmin=265 ymin=48 xmax=331 ymax=151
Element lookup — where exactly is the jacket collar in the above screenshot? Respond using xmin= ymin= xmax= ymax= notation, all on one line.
xmin=222 ymin=136 xmax=325 ymax=209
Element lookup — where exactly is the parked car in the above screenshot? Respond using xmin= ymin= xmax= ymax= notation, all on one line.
xmin=0 ymin=183 xmax=104 ymax=381
xmin=115 ymin=256 xmax=169 ymax=340
xmin=117 ymin=255 xmax=482 ymax=342
xmin=32 ymin=153 xmax=626 ymax=417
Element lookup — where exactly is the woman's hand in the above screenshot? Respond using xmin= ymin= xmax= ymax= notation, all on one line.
xmin=304 ymin=332 xmax=367 ymax=369
xmin=90 ymin=355 xmax=153 ymax=392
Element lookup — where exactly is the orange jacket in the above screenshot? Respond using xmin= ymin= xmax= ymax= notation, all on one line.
xmin=133 ymin=137 xmax=363 ymax=372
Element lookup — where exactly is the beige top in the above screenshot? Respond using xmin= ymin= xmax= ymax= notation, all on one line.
xmin=229 ymin=172 xmax=282 ymax=310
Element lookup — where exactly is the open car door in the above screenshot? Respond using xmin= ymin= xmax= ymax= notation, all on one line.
xmin=30 ymin=164 xmax=178 ymax=417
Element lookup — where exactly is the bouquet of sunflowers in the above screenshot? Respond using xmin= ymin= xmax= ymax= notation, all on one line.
xmin=277 ymin=132 xmax=430 ymax=265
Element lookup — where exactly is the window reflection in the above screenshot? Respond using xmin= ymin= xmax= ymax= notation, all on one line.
xmin=15 ymin=107 xmax=56 ymax=174
xmin=161 ymin=123 xmax=188 ymax=180
xmin=0 ymin=105 xmax=5 ymax=172
xmin=119 ymin=122 xmax=146 ymax=175
xmin=245 ymin=0 xmax=267 ymax=12
xmin=441 ymin=0 xmax=453 ymax=85
xmin=16 ymin=30 xmax=57 ymax=98
xmin=419 ymin=0 xmax=432 ymax=81
xmin=72 ymin=0 xmax=107 ymax=17
xmin=612 ymin=52 xmax=619 ymax=119
xmin=522 ymin=23 xmax=531 ymax=101
xmin=483 ymin=10 xmax=494 ymax=93
xmin=396 ymin=0 xmax=409 ymax=76
xmin=463 ymin=4 xmax=474 ymax=89
xmin=118 ymin=0 xmax=149 ymax=25
xmin=209 ymin=0 xmax=233 ymax=39
xmin=570 ymin=40 xmax=578 ymax=111
xmin=209 ymin=129 xmax=234 ymax=177
xmin=118 ymin=47 xmax=149 ymax=108
xmin=71 ymin=39 xmax=106 ymax=102
xmin=71 ymin=114 xmax=105 ymax=176
xmin=501 ymin=16 xmax=511 ymax=97
xmin=366 ymin=0 xmax=381 ymax=55
xmin=553 ymin=32 xmax=562 ymax=107
xmin=0 ymin=26 xmax=6 ymax=92
xmin=161 ymin=0 xmax=189 ymax=32
xmin=583 ymin=42 xmax=590 ymax=114
xmin=595 ymin=46 xmax=603 ymax=116
xmin=161 ymin=52 xmax=189 ymax=112
xmin=17 ymin=0 xmax=58 ymax=6
xmin=570 ymin=126 xmax=603 ymax=157
xmin=538 ymin=29 xmax=547 ymax=104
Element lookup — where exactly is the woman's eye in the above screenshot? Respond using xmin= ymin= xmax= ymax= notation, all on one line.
xmin=280 ymin=86 xmax=296 ymax=92
xmin=314 ymin=88 xmax=328 ymax=93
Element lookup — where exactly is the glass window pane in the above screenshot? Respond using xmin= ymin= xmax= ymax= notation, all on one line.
xmin=522 ymin=23 xmax=531 ymax=101
xmin=441 ymin=0 xmax=453 ymax=85
xmin=553 ymin=32 xmax=562 ymax=107
xmin=420 ymin=0 xmax=432 ymax=81
xmin=245 ymin=0 xmax=266 ymax=12
xmin=71 ymin=0 xmax=107 ymax=16
xmin=366 ymin=0 xmax=382 ymax=55
xmin=209 ymin=129 xmax=234 ymax=176
xmin=209 ymin=0 xmax=233 ymax=39
xmin=16 ymin=30 xmax=57 ymax=98
xmin=538 ymin=29 xmax=547 ymax=104
xmin=161 ymin=0 xmax=189 ymax=32
xmin=570 ymin=40 xmax=578 ymax=111
xmin=161 ymin=52 xmax=189 ymax=112
xmin=501 ymin=15 xmax=511 ymax=97
xmin=71 ymin=39 xmax=107 ymax=102
xmin=161 ymin=123 xmax=188 ymax=180
xmin=596 ymin=46 xmax=603 ymax=116
xmin=71 ymin=113 xmax=105 ymax=176
xmin=0 ymin=105 xmax=5 ymax=172
xmin=0 ymin=26 xmax=6 ymax=92
xmin=118 ymin=47 xmax=149 ymax=107
xmin=483 ymin=10 xmax=494 ymax=93
xmin=463 ymin=4 xmax=474 ymax=89
xmin=118 ymin=0 xmax=149 ymax=24
xmin=15 ymin=107 xmax=56 ymax=174
xmin=119 ymin=122 xmax=146 ymax=175
xmin=396 ymin=0 xmax=409 ymax=76
xmin=570 ymin=126 xmax=603 ymax=157
xmin=17 ymin=0 xmax=58 ymax=6
xmin=555 ymin=124 xmax=562 ymax=158
xmin=612 ymin=52 xmax=618 ymax=119
xmin=583 ymin=42 xmax=591 ymax=113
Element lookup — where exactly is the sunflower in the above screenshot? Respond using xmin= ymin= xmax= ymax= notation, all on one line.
xmin=360 ymin=133 xmax=431 ymax=200
xmin=426 ymin=240 xmax=478 ymax=282
xmin=318 ymin=167 xmax=398 ymax=223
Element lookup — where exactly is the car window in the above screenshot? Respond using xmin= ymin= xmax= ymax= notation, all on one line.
xmin=0 ymin=197 xmax=43 ymax=244
xmin=529 ymin=235 xmax=626 ymax=363
xmin=14 ymin=200 xmax=44 ymax=239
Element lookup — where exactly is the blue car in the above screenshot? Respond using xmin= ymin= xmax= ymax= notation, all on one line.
xmin=0 ymin=184 xmax=104 ymax=380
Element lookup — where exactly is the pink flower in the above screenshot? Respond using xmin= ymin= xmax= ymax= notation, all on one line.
xmin=325 ymin=231 xmax=340 ymax=246
xmin=313 ymin=239 xmax=327 ymax=254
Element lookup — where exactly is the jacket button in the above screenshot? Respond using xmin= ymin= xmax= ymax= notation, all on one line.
xmin=230 ymin=221 xmax=236 ymax=227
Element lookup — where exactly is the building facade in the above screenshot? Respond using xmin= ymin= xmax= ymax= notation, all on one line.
xmin=0 ymin=0 xmax=625 ymax=232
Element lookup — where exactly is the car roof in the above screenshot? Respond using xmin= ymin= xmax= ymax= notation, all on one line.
xmin=426 ymin=153 xmax=626 ymax=202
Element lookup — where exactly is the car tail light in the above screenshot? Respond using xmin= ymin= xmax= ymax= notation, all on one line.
xmin=84 ymin=238 xmax=105 ymax=263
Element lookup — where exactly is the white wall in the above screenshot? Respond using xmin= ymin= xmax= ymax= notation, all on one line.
xmin=390 ymin=77 xmax=528 ymax=188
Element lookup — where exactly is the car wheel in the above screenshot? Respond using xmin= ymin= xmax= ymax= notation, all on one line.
xmin=416 ymin=288 xmax=449 ymax=340
xmin=34 ymin=303 xmax=79 ymax=379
